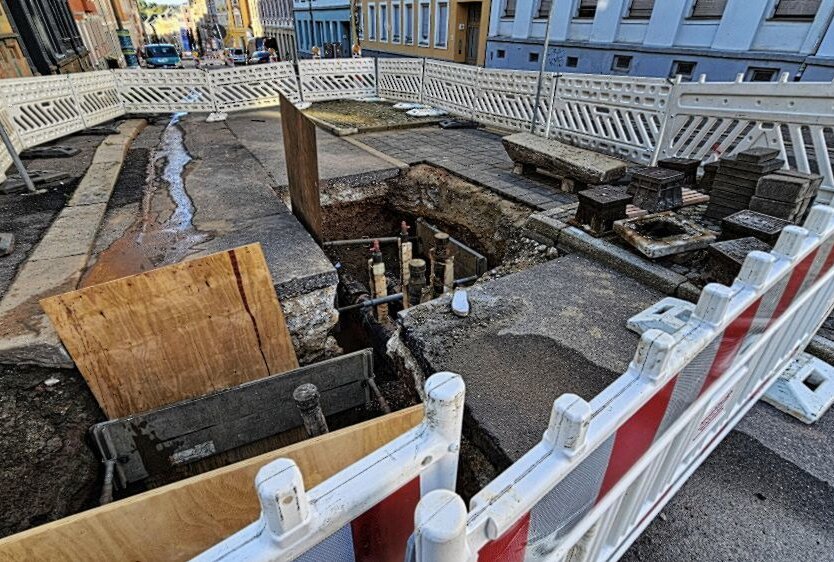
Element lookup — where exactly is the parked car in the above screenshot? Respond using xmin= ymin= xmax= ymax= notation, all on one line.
xmin=248 ymin=50 xmax=272 ymax=65
xmin=142 ymin=44 xmax=183 ymax=69
xmin=225 ymin=48 xmax=247 ymax=66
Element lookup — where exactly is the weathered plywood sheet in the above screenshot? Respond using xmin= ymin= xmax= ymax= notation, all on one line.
xmin=41 ymin=244 xmax=298 ymax=418
xmin=0 ymin=406 xmax=423 ymax=562
xmin=280 ymin=92 xmax=322 ymax=241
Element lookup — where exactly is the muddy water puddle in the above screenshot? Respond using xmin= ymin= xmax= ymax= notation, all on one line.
xmin=81 ymin=115 xmax=210 ymax=287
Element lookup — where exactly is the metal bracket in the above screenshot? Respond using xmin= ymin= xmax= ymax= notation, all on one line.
xmin=762 ymin=352 xmax=834 ymax=424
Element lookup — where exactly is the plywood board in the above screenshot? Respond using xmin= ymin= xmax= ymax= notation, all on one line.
xmin=0 ymin=406 xmax=423 ymax=562
xmin=280 ymin=92 xmax=322 ymax=241
xmin=41 ymin=244 xmax=298 ymax=418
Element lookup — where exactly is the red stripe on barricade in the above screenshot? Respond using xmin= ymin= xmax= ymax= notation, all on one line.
xmin=477 ymin=512 xmax=531 ymax=562
xmin=351 ymin=477 xmax=421 ymax=562
xmin=697 ymin=299 xmax=761 ymax=397
xmin=771 ymin=249 xmax=818 ymax=322
xmin=595 ymin=376 xmax=678 ymax=501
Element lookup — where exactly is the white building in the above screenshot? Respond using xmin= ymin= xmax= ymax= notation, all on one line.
xmin=486 ymin=0 xmax=834 ymax=81
xmin=258 ymin=0 xmax=297 ymax=59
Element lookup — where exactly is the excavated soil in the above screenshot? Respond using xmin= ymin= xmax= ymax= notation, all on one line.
xmin=304 ymin=100 xmax=438 ymax=130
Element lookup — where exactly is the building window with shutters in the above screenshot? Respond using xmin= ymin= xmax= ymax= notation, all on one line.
xmin=393 ymin=2 xmax=401 ymax=42
xmin=503 ymin=0 xmax=516 ymax=18
xmin=576 ymin=0 xmax=597 ymax=19
xmin=368 ymin=3 xmax=376 ymax=40
xmin=690 ymin=0 xmax=727 ymax=19
xmin=537 ymin=0 xmax=551 ymax=19
xmin=772 ymin=0 xmax=820 ymax=20
xmin=628 ymin=0 xmax=654 ymax=19
xmin=418 ymin=1 xmax=430 ymax=45
xmin=380 ymin=2 xmax=388 ymax=41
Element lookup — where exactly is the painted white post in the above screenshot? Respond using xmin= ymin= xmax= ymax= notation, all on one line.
xmin=542 ymin=393 xmax=591 ymax=453
xmin=256 ymin=459 xmax=311 ymax=544
xmin=420 ymin=372 xmax=466 ymax=494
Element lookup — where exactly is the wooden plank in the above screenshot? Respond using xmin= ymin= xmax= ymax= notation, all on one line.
xmin=0 ymin=406 xmax=424 ymax=562
xmin=93 ymin=350 xmax=374 ymax=484
xmin=280 ymin=92 xmax=322 ymax=242
xmin=41 ymin=244 xmax=298 ymax=419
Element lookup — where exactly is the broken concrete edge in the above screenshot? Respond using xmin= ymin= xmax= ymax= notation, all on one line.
xmin=341 ymin=136 xmax=410 ymax=171
xmin=808 ymin=335 xmax=834 ymax=365
xmin=0 ymin=120 xmax=147 ymax=369
xmin=526 ymin=210 xmax=699 ymax=301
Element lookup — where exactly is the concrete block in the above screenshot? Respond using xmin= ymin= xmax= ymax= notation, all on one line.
xmin=68 ymin=161 xmax=124 ymax=206
xmin=28 ymin=204 xmax=106 ymax=261
xmin=749 ymin=196 xmax=802 ymax=220
xmin=756 ymin=173 xmax=812 ymax=202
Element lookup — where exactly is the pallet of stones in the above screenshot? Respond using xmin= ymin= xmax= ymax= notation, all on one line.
xmin=704 ymin=148 xmax=784 ymax=220
xmin=628 ymin=167 xmax=685 ymax=213
xmin=749 ymin=169 xmax=821 ymax=223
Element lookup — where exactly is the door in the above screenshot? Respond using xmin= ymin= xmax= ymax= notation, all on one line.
xmin=464 ymin=4 xmax=481 ymax=65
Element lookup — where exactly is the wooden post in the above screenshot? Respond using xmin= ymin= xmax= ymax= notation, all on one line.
xmin=279 ymin=92 xmax=322 ymax=242
xmin=368 ymin=240 xmax=388 ymax=320
xmin=408 ymin=259 xmax=427 ymax=307
xmin=293 ymin=383 xmax=329 ymax=437
xmin=399 ymin=222 xmax=412 ymax=307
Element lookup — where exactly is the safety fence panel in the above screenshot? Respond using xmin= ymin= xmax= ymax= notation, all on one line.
xmin=653 ymin=78 xmax=834 ymax=203
xmin=115 ymin=69 xmax=215 ymax=113
xmin=209 ymin=62 xmax=300 ymax=112
xmin=422 ymin=60 xmax=479 ymax=118
xmin=0 ymin=75 xmax=86 ymax=148
xmin=474 ymin=68 xmax=552 ymax=133
xmin=195 ymin=372 xmax=465 ymax=562
xmin=68 ymin=71 xmax=124 ymax=128
xmin=547 ymin=73 xmax=672 ymax=165
xmin=412 ymin=205 xmax=834 ymax=562
xmin=0 ymin=97 xmax=23 ymax=183
xmin=298 ymin=58 xmax=376 ymax=102
xmin=377 ymin=58 xmax=424 ymax=102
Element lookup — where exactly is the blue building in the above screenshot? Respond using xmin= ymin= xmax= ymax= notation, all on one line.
xmin=486 ymin=0 xmax=834 ymax=81
xmin=294 ymin=0 xmax=353 ymax=57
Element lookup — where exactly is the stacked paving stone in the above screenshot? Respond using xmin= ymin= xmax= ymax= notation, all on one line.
xmin=574 ymin=185 xmax=631 ymax=235
xmin=658 ymin=157 xmax=700 ymax=187
xmin=722 ymin=210 xmax=791 ymax=246
xmin=749 ymin=169 xmax=821 ymax=223
xmin=628 ymin=168 xmax=684 ymax=213
xmin=705 ymin=148 xmax=784 ymax=220
xmin=708 ymin=237 xmax=773 ymax=285
xmin=699 ymin=161 xmax=720 ymax=193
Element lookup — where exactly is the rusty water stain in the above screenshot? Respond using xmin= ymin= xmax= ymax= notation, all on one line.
xmin=81 ymin=114 xmax=211 ymax=287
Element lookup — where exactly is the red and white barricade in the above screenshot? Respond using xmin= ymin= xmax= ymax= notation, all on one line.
xmin=413 ymin=205 xmax=834 ymax=562
xmin=194 ymin=371 xmax=464 ymax=562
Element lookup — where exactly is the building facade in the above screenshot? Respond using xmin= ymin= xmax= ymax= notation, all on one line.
xmin=68 ymin=0 xmax=124 ymax=69
xmin=293 ymin=0 xmax=353 ymax=57
xmin=0 ymin=0 xmax=32 ymax=78
xmin=359 ymin=0 xmax=490 ymax=64
xmin=259 ymin=0 xmax=296 ymax=59
xmin=6 ymin=0 xmax=92 ymax=75
xmin=486 ymin=0 xmax=834 ymax=81
xmin=225 ymin=0 xmax=254 ymax=48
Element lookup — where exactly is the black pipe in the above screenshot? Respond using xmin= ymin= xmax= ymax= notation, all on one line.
xmin=337 ymin=293 xmax=403 ymax=312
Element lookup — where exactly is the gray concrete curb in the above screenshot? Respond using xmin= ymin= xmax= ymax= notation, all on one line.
xmin=0 ymin=119 xmax=147 ymax=368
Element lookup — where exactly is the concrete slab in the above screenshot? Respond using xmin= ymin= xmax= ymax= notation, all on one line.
xmin=398 ymin=254 xmax=665 ymax=465
xmin=27 ymin=204 xmax=106 ymax=261
xmin=68 ymin=161 xmax=123 ymax=206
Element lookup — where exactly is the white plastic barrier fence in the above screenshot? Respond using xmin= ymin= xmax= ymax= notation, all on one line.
xmin=422 ymin=60 xmax=480 ymax=119
xmin=412 ymin=204 xmax=834 ymax=562
xmin=1 ymin=74 xmax=86 ymax=148
xmin=115 ymin=69 xmax=215 ymax=113
xmin=547 ymin=73 xmax=672 ymax=165
xmin=194 ymin=372 xmax=465 ymax=562
xmin=209 ymin=62 xmax=300 ymax=112
xmin=298 ymin=58 xmax=376 ymax=102
xmin=474 ymin=68 xmax=553 ymax=134
xmin=377 ymin=58 xmax=424 ymax=102
xmin=68 ymin=71 xmax=124 ymax=129
xmin=653 ymin=74 xmax=834 ymax=203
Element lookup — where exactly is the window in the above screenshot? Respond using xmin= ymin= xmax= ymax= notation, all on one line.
xmin=537 ymin=0 xmax=551 ymax=18
xmin=419 ymin=1 xmax=430 ymax=45
xmin=404 ymin=1 xmax=414 ymax=43
xmin=576 ymin=0 xmax=597 ymax=18
xmin=612 ymin=54 xmax=632 ymax=72
xmin=748 ymin=67 xmax=777 ymax=82
xmin=670 ymin=60 xmax=696 ymax=80
xmin=566 ymin=55 xmax=579 ymax=67
xmin=529 ymin=51 xmax=539 ymax=62
xmin=393 ymin=3 xmax=401 ymax=42
xmin=773 ymin=0 xmax=820 ymax=20
xmin=368 ymin=4 xmax=376 ymax=39
xmin=628 ymin=0 xmax=654 ymax=18
xmin=358 ymin=2 xmax=364 ymax=39
xmin=435 ymin=1 xmax=448 ymax=47
xmin=690 ymin=0 xmax=727 ymax=19
xmin=380 ymin=3 xmax=388 ymax=41
xmin=504 ymin=0 xmax=516 ymax=17
xmin=497 ymin=48 xmax=506 ymax=58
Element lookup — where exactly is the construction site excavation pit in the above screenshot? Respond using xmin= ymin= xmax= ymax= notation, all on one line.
xmin=318 ymin=165 xmax=555 ymax=408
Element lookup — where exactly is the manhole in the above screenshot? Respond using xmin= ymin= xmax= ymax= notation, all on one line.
xmin=614 ymin=211 xmax=717 ymax=259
